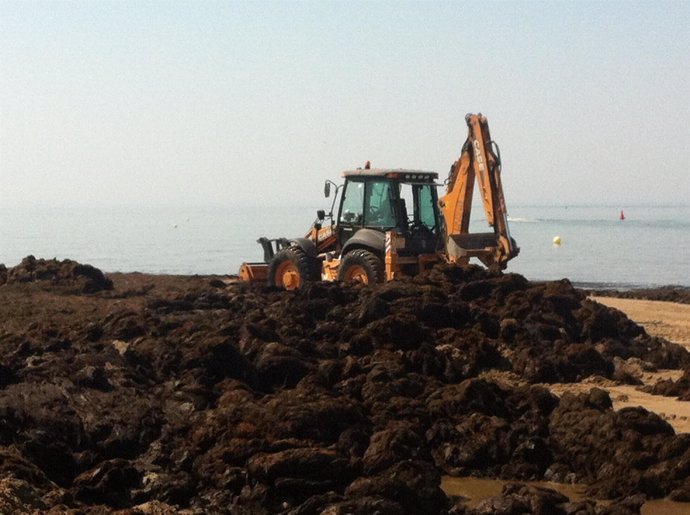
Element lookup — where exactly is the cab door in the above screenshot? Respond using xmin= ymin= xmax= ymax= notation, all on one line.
xmin=337 ymin=179 xmax=364 ymax=246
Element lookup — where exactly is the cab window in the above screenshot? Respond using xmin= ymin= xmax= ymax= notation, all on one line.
xmin=339 ymin=180 xmax=364 ymax=224
xmin=400 ymin=183 xmax=438 ymax=232
xmin=418 ymin=184 xmax=438 ymax=231
xmin=365 ymin=181 xmax=395 ymax=228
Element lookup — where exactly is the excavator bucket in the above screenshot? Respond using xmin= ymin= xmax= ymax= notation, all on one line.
xmin=440 ymin=113 xmax=519 ymax=268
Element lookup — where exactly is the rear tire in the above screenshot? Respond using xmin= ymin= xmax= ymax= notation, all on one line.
xmin=268 ymin=245 xmax=321 ymax=290
xmin=338 ymin=249 xmax=384 ymax=285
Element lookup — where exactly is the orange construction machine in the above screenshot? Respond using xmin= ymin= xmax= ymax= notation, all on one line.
xmin=239 ymin=113 xmax=519 ymax=289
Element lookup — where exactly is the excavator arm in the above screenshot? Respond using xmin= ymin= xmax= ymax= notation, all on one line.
xmin=440 ymin=113 xmax=519 ymax=269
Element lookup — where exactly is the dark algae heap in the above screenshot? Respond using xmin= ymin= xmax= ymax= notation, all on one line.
xmin=1 ymin=257 xmax=690 ymax=513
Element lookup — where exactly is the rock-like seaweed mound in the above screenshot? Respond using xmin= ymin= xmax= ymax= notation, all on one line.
xmin=0 ymin=263 xmax=688 ymax=513
xmin=644 ymin=366 xmax=690 ymax=401
xmin=0 ymin=256 xmax=113 ymax=293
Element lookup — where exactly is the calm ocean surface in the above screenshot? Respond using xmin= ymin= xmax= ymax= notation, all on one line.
xmin=1 ymin=204 xmax=689 ymax=289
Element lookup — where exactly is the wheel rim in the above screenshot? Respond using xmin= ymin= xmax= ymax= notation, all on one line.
xmin=276 ymin=261 xmax=301 ymax=290
xmin=343 ymin=265 xmax=369 ymax=284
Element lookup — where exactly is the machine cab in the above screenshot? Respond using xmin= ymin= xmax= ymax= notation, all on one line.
xmin=336 ymin=169 xmax=443 ymax=255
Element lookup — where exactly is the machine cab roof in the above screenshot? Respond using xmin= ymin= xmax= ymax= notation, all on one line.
xmin=342 ymin=168 xmax=439 ymax=182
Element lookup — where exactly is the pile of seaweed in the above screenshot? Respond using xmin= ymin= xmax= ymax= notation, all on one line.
xmin=0 ymin=256 xmax=113 ymax=293
xmin=1 ymin=261 xmax=689 ymax=514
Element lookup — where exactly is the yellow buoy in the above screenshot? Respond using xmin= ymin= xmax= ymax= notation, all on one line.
xmin=553 ymin=236 xmax=561 ymax=245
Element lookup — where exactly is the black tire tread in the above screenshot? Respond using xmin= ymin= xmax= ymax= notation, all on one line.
xmin=338 ymin=249 xmax=384 ymax=284
xmin=268 ymin=245 xmax=321 ymax=288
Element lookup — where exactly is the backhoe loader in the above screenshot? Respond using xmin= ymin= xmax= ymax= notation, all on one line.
xmin=238 ymin=113 xmax=519 ymax=289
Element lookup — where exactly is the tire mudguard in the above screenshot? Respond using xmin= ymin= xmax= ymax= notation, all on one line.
xmin=291 ymin=237 xmax=319 ymax=258
xmin=341 ymin=229 xmax=385 ymax=256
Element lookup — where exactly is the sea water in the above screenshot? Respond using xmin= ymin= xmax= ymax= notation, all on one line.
xmin=506 ymin=204 xmax=690 ymax=288
xmin=1 ymin=203 xmax=688 ymax=288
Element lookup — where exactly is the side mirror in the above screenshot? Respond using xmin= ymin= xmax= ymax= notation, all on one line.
xmin=317 ymin=209 xmax=325 ymax=220
xmin=324 ymin=181 xmax=331 ymax=197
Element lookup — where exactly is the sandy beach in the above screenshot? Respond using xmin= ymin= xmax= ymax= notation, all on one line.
xmin=592 ymin=297 xmax=690 ymax=348
xmin=550 ymin=296 xmax=690 ymax=434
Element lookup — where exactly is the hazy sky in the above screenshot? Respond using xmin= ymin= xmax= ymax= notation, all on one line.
xmin=1 ymin=0 xmax=688 ymax=208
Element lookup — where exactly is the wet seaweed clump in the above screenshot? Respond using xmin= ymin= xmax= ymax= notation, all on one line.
xmin=0 ymin=261 xmax=689 ymax=513
xmin=0 ymin=255 xmax=113 ymax=293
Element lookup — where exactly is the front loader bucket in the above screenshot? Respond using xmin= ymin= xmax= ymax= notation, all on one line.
xmin=238 ymin=262 xmax=269 ymax=282
xmin=239 ymin=236 xmax=292 ymax=283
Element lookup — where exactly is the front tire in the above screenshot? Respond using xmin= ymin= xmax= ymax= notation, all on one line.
xmin=337 ymin=249 xmax=384 ymax=285
xmin=268 ymin=245 xmax=321 ymax=290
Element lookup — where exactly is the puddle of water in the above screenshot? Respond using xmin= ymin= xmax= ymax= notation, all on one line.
xmin=441 ymin=476 xmax=689 ymax=514
xmin=641 ymin=498 xmax=690 ymax=515
xmin=441 ymin=476 xmax=586 ymax=507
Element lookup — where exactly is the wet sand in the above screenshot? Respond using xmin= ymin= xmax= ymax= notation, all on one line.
xmin=442 ymin=476 xmax=690 ymax=515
